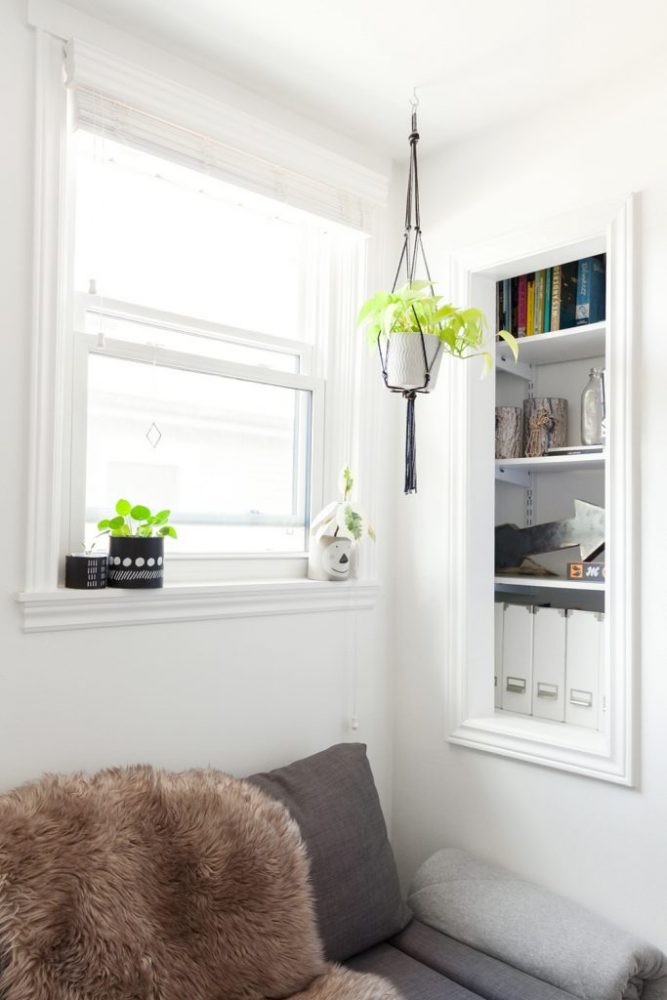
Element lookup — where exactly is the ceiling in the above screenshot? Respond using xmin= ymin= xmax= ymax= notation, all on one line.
xmin=65 ymin=0 xmax=667 ymax=158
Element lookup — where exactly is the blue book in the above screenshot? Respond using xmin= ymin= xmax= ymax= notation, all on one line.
xmin=576 ymin=255 xmax=606 ymax=326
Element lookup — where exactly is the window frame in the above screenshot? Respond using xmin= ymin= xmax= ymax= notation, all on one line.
xmin=70 ymin=293 xmax=325 ymax=576
xmin=21 ymin=28 xmax=386 ymax=624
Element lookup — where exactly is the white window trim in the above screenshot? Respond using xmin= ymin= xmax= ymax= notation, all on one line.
xmin=444 ymin=195 xmax=637 ymax=786
xmin=17 ymin=580 xmax=381 ymax=633
xmin=20 ymin=28 xmax=387 ymax=630
xmin=71 ymin=293 xmax=324 ymax=575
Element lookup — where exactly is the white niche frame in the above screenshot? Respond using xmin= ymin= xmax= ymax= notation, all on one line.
xmin=445 ymin=194 xmax=637 ymax=786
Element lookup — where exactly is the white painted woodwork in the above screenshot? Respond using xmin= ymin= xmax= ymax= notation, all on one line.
xmin=446 ymin=194 xmax=635 ymax=785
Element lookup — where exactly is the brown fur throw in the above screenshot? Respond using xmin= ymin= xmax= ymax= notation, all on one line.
xmin=0 ymin=766 xmax=402 ymax=1000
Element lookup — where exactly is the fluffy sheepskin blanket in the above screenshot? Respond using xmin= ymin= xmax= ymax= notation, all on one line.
xmin=0 ymin=766 xmax=401 ymax=1000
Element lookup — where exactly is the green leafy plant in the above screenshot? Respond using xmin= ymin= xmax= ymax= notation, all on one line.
xmin=357 ymin=280 xmax=518 ymax=373
xmin=97 ymin=499 xmax=177 ymax=539
xmin=312 ymin=467 xmax=375 ymax=543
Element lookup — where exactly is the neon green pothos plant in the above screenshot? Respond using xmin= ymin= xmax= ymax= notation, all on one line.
xmin=357 ymin=280 xmax=518 ymax=374
xmin=97 ymin=499 xmax=177 ymax=539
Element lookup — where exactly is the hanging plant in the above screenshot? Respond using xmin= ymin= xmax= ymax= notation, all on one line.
xmin=358 ymin=280 xmax=517 ymax=382
xmin=359 ymin=97 xmax=518 ymax=494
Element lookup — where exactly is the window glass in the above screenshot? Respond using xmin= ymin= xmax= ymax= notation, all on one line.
xmin=75 ymin=131 xmax=308 ymax=339
xmin=85 ymin=353 xmax=311 ymax=554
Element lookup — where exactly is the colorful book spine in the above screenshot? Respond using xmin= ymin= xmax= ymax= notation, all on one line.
xmin=496 ymin=281 xmax=504 ymax=335
xmin=511 ymin=277 xmax=519 ymax=334
xmin=559 ymin=261 xmax=578 ymax=329
xmin=550 ymin=265 xmax=562 ymax=331
xmin=526 ymin=274 xmax=536 ymax=336
xmin=503 ymin=278 xmax=511 ymax=331
xmin=517 ymin=275 xmax=527 ymax=337
xmin=543 ymin=268 xmax=552 ymax=333
xmin=575 ymin=254 xmax=606 ymax=325
xmin=534 ymin=270 xmax=546 ymax=335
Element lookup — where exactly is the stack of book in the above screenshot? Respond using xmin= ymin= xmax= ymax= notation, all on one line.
xmin=496 ymin=254 xmax=605 ymax=337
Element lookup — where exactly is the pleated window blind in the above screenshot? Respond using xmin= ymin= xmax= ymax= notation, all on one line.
xmin=66 ymin=39 xmax=387 ymax=232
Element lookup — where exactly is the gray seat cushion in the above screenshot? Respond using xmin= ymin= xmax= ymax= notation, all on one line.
xmin=390 ymin=921 xmax=579 ymax=1000
xmin=248 ymin=743 xmax=410 ymax=962
xmin=346 ymin=942 xmax=483 ymax=999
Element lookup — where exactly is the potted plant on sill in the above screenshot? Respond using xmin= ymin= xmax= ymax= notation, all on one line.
xmin=357 ymin=279 xmax=518 ymax=389
xmin=308 ymin=467 xmax=375 ymax=582
xmin=97 ymin=499 xmax=177 ymax=589
xmin=65 ymin=539 xmax=109 ymax=590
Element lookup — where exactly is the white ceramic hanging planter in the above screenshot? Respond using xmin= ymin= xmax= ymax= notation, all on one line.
xmin=381 ymin=332 xmax=443 ymax=392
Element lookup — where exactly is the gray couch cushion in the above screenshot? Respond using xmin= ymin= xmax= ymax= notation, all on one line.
xmin=248 ymin=743 xmax=410 ymax=962
xmin=391 ymin=921 xmax=579 ymax=1000
xmin=347 ymin=943 xmax=483 ymax=1000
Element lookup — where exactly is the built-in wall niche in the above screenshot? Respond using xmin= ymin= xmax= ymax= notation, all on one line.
xmin=445 ymin=196 xmax=635 ymax=785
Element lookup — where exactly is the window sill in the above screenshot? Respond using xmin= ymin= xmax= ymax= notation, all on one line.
xmin=16 ymin=579 xmax=380 ymax=633
xmin=448 ymin=712 xmax=631 ymax=786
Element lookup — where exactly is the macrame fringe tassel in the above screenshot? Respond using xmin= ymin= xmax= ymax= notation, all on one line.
xmin=404 ymin=392 xmax=417 ymax=494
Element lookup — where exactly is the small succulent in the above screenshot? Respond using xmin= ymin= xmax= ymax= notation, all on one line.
xmin=97 ymin=499 xmax=177 ymax=539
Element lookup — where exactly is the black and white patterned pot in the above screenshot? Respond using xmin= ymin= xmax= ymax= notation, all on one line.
xmin=65 ymin=553 xmax=108 ymax=589
xmin=108 ymin=537 xmax=164 ymax=589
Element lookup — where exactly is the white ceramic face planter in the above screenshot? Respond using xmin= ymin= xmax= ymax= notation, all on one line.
xmin=307 ymin=535 xmax=352 ymax=582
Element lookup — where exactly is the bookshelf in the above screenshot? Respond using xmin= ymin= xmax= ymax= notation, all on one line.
xmin=446 ymin=195 xmax=635 ymax=784
xmin=494 ymin=575 xmax=605 ymax=593
xmin=496 ymin=321 xmax=605 ymax=369
xmin=493 ymin=252 xmax=607 ymax=732
xmin=496 ymin=452 xmax=605 ymax=483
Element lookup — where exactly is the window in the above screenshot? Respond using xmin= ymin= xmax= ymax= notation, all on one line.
xmin=22 ymin=31 xmax=387 ymax=625
xmin=68 ymin=131 xmax=363 ymax=578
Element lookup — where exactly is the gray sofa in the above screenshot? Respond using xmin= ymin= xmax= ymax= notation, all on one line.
xmin=249 ymin=742 xmax=578 ymax=1000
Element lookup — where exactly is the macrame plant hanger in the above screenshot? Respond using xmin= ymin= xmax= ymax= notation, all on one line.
xmin=379 ymin=92 xmax=441 ymax=495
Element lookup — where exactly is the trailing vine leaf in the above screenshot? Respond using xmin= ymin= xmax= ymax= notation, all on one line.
xmin=497 ymin=328 xmax=519 ymax=360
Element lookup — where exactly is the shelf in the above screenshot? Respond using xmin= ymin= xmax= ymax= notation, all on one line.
xmin=496 ymin=321 xmax=605 ymax=374
xmin=496 ymin=453 xmax=605 ymax=486
xmin=495 ymin=575 xmax=605 ymax=592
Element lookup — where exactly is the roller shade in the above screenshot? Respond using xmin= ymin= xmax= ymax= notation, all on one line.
xmin=65 ymin=39 xmax=388 ymax=232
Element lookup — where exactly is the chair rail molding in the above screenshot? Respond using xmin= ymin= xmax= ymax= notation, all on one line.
xmin=444 ymin=194 xmax=638 ymax=785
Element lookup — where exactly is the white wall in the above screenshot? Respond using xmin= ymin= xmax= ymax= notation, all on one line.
xmin=391 ymin=63 xmax=667 ymax=947
xmin=0 ymin=0 xmax=395 ymax=808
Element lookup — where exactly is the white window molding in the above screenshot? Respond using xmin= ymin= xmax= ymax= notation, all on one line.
xmin=17 ymin=580 xmax=381 ymax=633
xmin=444 ymin=194 xmax=637 ymax=786
xmin=22 ymin=27 xmax=388 ymax=626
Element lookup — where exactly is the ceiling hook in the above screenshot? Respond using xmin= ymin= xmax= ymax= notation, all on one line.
xmin=409 ymin=86 xmax=420 ymax=111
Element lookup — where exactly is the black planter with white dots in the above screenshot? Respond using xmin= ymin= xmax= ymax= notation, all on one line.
xmin=108 ymin=537 xmax=164 ymax=589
